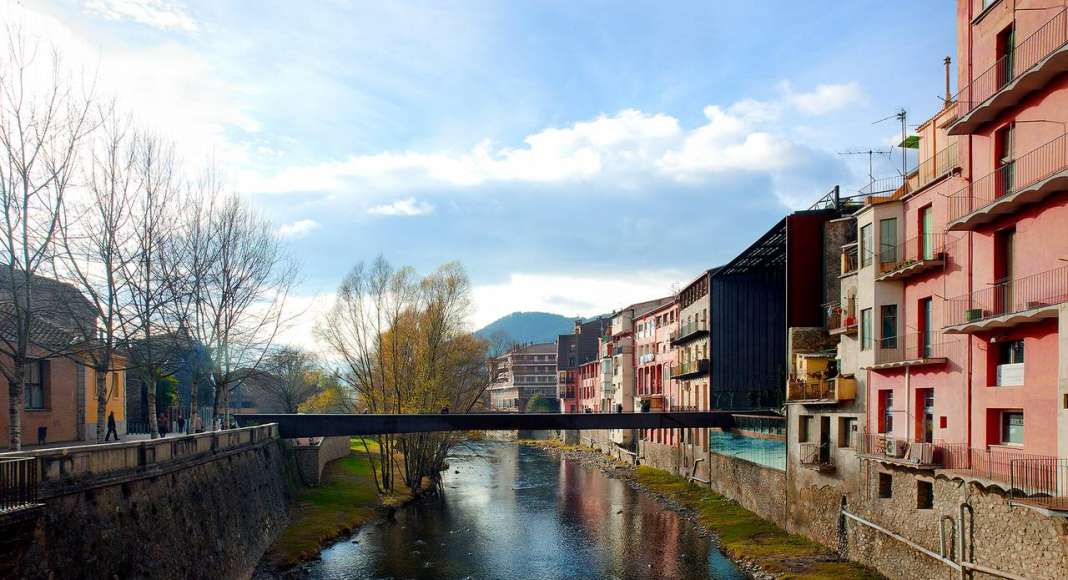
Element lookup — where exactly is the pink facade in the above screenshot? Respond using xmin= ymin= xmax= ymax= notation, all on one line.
xmin=634 ymin=301 xmax=678 ymax=445
xmin=577 ymin=360 xmax=600 ymax=414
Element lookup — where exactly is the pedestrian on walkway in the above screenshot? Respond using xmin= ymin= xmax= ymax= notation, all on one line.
xmin=105 ymin=411 xmax=119 ymax=442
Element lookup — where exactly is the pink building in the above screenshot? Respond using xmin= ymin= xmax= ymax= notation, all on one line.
xmin=634 ymin=300 xmax=678 ymax=445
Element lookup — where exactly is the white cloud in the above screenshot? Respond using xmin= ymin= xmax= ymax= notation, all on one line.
xmin=240 ymin=83 xmax=861 ymax=207
xmin=85 ymin=0 xmax=198 ymax=32
xmin=471 ymin=271 xmax=684 ymax=329
xmin=275 ymin=219 xmax=321 ymax=239
xmin=274 ymin=292 xmax=335 ymax=353
xmin=367 ymin=198 xmax=434 ymax=216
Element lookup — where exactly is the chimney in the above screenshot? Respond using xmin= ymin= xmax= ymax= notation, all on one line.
xmin=944 ymin=56 xmax=952 ymax=106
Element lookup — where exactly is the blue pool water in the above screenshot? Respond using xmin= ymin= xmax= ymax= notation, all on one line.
xmin=709 ymin=430 xmax=786 ymax=471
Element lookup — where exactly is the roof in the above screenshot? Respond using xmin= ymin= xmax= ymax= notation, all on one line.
xmin=715 ymin=217 xmax=787 ymax=276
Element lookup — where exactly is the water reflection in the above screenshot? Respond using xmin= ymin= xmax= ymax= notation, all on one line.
xmin=306 ymin=441 xmax=743 ymax=579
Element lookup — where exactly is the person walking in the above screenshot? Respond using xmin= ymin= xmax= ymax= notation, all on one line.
xmin=105 ymin=411 xmax=119 ymax=442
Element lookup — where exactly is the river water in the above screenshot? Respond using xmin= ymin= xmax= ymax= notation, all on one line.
xmin=304 ymin=441 xmax=744 ymax=580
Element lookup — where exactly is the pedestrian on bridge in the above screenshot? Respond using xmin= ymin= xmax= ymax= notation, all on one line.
xmin=105 ymin=411 xmax=119 ymax=442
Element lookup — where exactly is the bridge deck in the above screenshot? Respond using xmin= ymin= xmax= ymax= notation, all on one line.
xmin=235 ymin=412 xmax=737 ymax=438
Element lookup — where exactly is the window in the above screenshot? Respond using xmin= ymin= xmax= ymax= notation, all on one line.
xmin=798 ymin=415 xmax=813 ymax=442
xmin=860 ymin=223 xmax=873 ymax=267
xmin=879 ymin=218 xmax=897 ymax=265
xmin=996 ymin=339 xmax=1024 ymax=386
xmin=880 ymin=391 xmax=894 ymax=434
xmin=24 ymin=360 xmax=45 ymax=410
xmin=917 ymin=480 xmax=934 ymax=510
xmin=860 ymin=308 xmax=873 ymax=350
xmin=996 ymin=24 xmax=1015 ymax=90
xmin=880 ymin=305 xmax=897 ymax=349
xmin=920 ymin=298 xmax=933 ymax=357
xmin=878 ymin=473 xmax=893 ymax=499
xmin=995 ymin=123 xmax=1015 ymax=197
xmin=919 ymin=205 xmax=935 ymax=260
xmin=838 ymin=417 xmax=857 ymax=449
xmin=1001 ymin=411 xmax=1023 ymax=445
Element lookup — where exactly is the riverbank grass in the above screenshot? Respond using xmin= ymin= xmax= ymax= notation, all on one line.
xmin=634 ymin=466 xmax=880 ymax=580
xmin=264 ymin=439 xmax=411 ymax=569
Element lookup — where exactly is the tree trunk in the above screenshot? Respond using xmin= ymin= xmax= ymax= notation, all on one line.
xmin=146 ymin=372 xmax=159 ymax=439
xmin=95 ymin=366 xmax=108 ymax=443
xmin=8 ymin=365 xmax=22 ymax=451
xmin=188 ymin=375 xmax=199 ymax=434
xmin=212 ymin=371 xmax=224 ymax=430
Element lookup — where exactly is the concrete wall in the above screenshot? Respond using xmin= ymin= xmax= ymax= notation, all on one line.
xmin=292 ymin=436 xmax=351 ymax=485
xmin=0 ymin=424 xmax=297 ymax=580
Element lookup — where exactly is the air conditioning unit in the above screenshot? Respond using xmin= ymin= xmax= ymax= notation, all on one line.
xmin=965 ymin=308 xmax=985 ymax=322
xmin=884 ymin=438 xmax=907 ymax=458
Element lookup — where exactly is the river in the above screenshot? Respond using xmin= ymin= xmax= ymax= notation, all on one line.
xmin=304 ymin=441 xmax=744 ymax=579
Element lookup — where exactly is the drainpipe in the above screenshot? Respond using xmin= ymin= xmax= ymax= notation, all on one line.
xmin=964 ymin=0 xmax=975 ymax=458
xmin=906 ymin=366 xmax=912 ymax=439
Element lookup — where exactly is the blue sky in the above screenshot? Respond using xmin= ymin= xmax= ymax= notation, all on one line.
xmin=24 ymin=0 xmax=956 ymax=343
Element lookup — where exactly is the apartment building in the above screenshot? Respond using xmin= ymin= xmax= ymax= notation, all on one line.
xmin=486 ymin=342 xmax=558 ymax=412
xmin=557 ymin=317 xmax=610 ymax=413
xmin=671 ymin=272 xmax=712 ymax=471
xmin=634 ymin=300 xmax=679 ymax=447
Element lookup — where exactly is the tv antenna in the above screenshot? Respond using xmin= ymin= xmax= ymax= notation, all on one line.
xmin=838 ymin=148 xmax=894 ymax=192
xmin=874 ymin=108 xmax=909 ymax=181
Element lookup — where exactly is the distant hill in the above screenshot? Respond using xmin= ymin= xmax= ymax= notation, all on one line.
xmin=475 ymin=312 xmax=576 ymax=346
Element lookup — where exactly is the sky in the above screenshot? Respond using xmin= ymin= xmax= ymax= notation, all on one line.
xmin=15 ymin=0 xmax=957 ymax=348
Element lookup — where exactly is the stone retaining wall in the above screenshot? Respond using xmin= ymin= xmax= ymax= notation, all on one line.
xmin=292 ymin=436 xmax=352 ymax=485
xmin=0 ymin=424 xmax=298 ymax=580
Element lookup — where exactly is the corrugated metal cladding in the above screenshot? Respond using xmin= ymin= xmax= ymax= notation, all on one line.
xmin=710 ymin=267 xmax=786 ymax=410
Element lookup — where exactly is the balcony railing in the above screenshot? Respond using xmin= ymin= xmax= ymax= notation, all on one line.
xmin=943 ymin=265 xmax=1068 ymax=330
xmin=670 ymin=320 xmax=708 ymax=344
xmin=859 ymin=433 xmax=943 ymax=468
xmin=872 ymin=332 xmax=954 ymax=367
xmin=910 ymin=141 xmax=959 ymax=192
xmin=952 ymin=7 xmax=1068 ymax=126
xmin=799 ymin=442 xmax=835 ymax=472
xmin=947 ymin=132 xmax=1068 ymax=228
xmin=940 ymin=444 xmax=1068 ymax=508
xmin=840 ymin=245 xmax=859 ymax=276
xmin=876 ymin=234 xmax=947 ymax=280
xmin=786 ymin=376 xmax=856 ymax=404
xmin=671 ymin=358 xmax=709 ymax=379
xmin=637 ymin=353 xmax=656 ymax=365
xmin=0 ymin=457 xmax=39 ymax=513
xmin=827 ymin=308 xmax=857 ymax=335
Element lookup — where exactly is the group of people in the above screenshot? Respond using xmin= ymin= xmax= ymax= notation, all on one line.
xmin=101 ymin=410 xmax=200 ymax=443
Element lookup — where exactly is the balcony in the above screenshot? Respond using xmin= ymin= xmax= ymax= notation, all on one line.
xmin=827 ymin=308 xmax=857 ymax=336
xmin=870 ymin=332 xmax=953 ymax=370
xmin=949 ymin=7 xmax=1068 ymax=135
xmin=799 ymin=442 xmax=835 ymax=473
xmin=947 ymin=133 xmax=1068 ymax=230
xmin=943 ymin=265 xmax=1068 ymax=333
xmin=839 ymin=244 xmax=858 ymax=277
xmin=671 ymin=358 xmax=709 ymax=380
xmin=940 ymin=445 xmax=1068 ymax=511
xmin=786 ymin=376 xmax=857 ymax=405
xmin=906 ymin=141 xmax=960 ymax=193
xmin=637 ymin=353 xmax=656 ymax=365
xmin=670 ymin=320 xmax=708 ymax=345
xmin=875 ymin=234 xmax=947 ymax=282
xmin=859 ymin=433 xmax=943 ymax=469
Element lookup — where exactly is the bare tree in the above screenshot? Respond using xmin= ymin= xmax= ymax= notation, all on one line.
xmin=251 ymin=346 xmax=322 ymax=413
xmin=0 ymin=25 xmax=94 ymax=449
xmin=170 ymin=187 xmax=296 ymax=430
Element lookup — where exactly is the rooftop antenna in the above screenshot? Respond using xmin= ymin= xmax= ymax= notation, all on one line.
xmin=838 ymin=148 xmax=894 ymax=192
xmin=874 ymin=108 xmax=909 ymax=182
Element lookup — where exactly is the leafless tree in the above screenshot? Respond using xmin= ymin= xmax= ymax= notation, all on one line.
xmin=251 ymin=346 xmax=323 ymax=413
xmin=0 ymin=25 xmax=94 ymax=449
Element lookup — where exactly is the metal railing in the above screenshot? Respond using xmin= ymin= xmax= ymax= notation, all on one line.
xmin=874 ymin=332 xmax=955 ymax=364
xmin=841 ymin=246 xmax=859 ymax=276
xmin=670 ymin=320 xmax=708 ymax=342
xmin=857 ymin=175 xmax=904 ymax=196
xmin=860 ymin=433 xmax=942 ymax=466
xmin=799 ymin=442 xmax=834 ymax=469
xmin=827 ymin=307 xmax=857 ymax=333
xmin=787 ymin=378 xmax=835 ymax=401
xmin=1010 ymin=458 xmax=1068 ymax=505
xmin=0 ymin=457 xmax=38 ymax=512
xmin=910 ymin=141 xmax=959 ymax=192
xmin=671 ymin=358 xmax=709 ymax=379
xmin=948 ymin=132 xmax=1068 ymax=223
xmin=954 ymin=7 xmax=1068 ymax=117
xmin=877 ymin=233 xmax=947 ymax=275
xmin=943 ymin=265 xmax=1068 ymax=327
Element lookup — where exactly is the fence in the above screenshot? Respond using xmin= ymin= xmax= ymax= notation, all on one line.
xmin=948 ymin=132 xmax=1068 ymax=223
xmin=943 ymin=265 xmax=1068 ymax=327
xmin=670 ymin=320 xmax=708 ymax=342
xmin=873 ymin=332 xmax=956 ymax=365
xmin=954 ymin=7 xmax=1068 ymax=116
xmin=1010 ymin=458 xmax=1068 ymax=506
xmin=0 ymin=457 xmax=38 ymax=512
xmin=860 ymin=433 xmax=941 ymax=467
xmin=877 ymin=233 xmax=947 ymax=275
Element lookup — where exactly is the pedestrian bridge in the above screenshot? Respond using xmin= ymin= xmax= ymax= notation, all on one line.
xmin=234 ymin=411 xmax=737 ymax=439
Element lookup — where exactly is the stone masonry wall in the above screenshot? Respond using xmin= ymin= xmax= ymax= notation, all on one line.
xmin=292 ymin=436 xmax=351 ymax=485
xmin=705 ymin=452 xmax=786 ymax=528
xmin=1 ymin=425 xmax=299 ymax=580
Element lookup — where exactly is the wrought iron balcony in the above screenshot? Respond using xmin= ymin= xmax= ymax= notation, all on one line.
xmin=947 ymin=133 xmax=1068 ymax=230
xmin=940 ymin=444 xmax=1068 ymax=511
xmin=875 ymin=234 xmax=947 ymax=282
xmin=943 ymin=265 xmax=1068 ymax=333
xmin=859 ymin=433 xmax=943 ymax=469
xmin=0 ymin=457 xmax=39 ymax=513
xmin=799 ymin=442 xmax=835 ymax=473
xmin=786 ymin=376 xmax=856 ymax=404
xmin=871 ymin=332 xmax=954 ymax=369
xmin=671 ymin=358 xmax=709 ymax=380
xmin=670 ymin=320 xmax=708 ymax=345
xmin=949 ymin=7 xmax=1068 ymax=135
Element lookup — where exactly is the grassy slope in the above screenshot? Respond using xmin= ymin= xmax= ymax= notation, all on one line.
xmin=635 ymin=466 xmax=881 ymax=579
xmin=264 ymin=439 xmax=411 ymax=569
